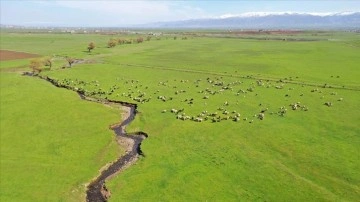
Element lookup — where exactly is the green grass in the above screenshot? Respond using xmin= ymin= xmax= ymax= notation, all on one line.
xmin=0 ymin=59 xmax=32 ymax=69
xmin=0 ymin=72 xmax=122 ymax=201
xmin=102 ymin=37 xmax=360 ymax=88
xmin=1 ymin=31 xmax=359 ymax=201
xmin=42 ymin=62 xmax=360 ymax=201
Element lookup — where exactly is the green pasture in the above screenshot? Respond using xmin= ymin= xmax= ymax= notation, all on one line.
xmin=0 ymin=72 xmax=122 ymax=201
xmin=0 ymin=31 xmax=359 ymax=201
xmin=101 ymin=36 xmax=360 ymax=88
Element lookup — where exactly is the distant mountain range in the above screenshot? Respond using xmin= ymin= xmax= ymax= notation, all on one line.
xmin=143 ymin=12 xmax=360 ymax=29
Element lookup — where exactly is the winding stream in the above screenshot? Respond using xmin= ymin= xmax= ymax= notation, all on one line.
xmin=25 ymin=73 xmax=148 ymax=202
xmin=85 ymin=103 xmax=147 ymax=202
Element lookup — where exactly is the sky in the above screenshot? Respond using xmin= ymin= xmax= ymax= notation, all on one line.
xmin=1 ymin=0 xmax=359 ymax=27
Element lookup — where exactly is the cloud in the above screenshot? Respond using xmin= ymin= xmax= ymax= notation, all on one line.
xmin=3 ymin=1 xmax=358 ymax=27
xmin=54 ymin=1 xmax=208 ymax=25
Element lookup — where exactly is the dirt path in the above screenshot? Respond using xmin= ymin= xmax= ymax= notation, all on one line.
xmin=24 ymin=73 xmax=148 ymax=202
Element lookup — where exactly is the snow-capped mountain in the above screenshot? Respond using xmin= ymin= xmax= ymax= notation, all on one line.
xmin=216 ymin=11 xmax=358 ymax=18
xmin=144 ymin=12 xmax=360 ymax=29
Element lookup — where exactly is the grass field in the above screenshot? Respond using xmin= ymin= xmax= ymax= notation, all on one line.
xmin=1 ymin=70 xmax=122 ymax=201
xmin=1 ymin=30 xmax=359 ymax=201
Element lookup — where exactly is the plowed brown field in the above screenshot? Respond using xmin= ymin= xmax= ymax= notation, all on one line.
xmin=0 ymin=50 xmax=40 ymax=61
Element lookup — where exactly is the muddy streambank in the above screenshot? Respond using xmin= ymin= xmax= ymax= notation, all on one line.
xmin=24 ymin=73 xmax=148 ymax=202
xmin=86 ymin=105 xmax=147 ymax=202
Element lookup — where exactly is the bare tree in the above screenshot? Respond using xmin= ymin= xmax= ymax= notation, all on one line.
xmin=137 ymin=37 xmax=144 ymax=43
xmin=66 ymin=57 xmax=75 ymax=68
xmin=117 ymin=38 xmax=125 ymax=45
xmin=107 ymin=39 xmax=117 ymax=48
xmin=88 ymin=42 xmax=95 ymax=52
xmin=29 ymin=58 xmax=43 ymax=74
xmin=43 ymin=57 xmax=53 ymax=69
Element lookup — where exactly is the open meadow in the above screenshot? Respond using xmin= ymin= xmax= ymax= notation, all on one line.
xmin=1 ymin=30 xmax=359 ymax=201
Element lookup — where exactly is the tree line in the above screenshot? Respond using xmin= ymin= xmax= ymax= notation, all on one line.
xmin=29 ymin=56 xmax=75 ymax=74
xmin=107 ymin=37 xmax=146 ymax=48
